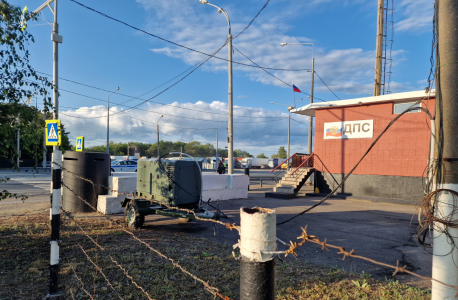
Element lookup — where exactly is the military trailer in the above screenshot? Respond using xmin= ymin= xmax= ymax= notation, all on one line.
xmin=121 ymin=158 xmax=217 ymax=228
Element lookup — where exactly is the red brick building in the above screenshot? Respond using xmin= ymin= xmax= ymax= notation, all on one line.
xmin=292 ymin=91 xmax=435 ymax=203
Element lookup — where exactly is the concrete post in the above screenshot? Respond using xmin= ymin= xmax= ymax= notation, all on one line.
xmin=228 ymin=33 xmax=234 ymax=175
xmin=239 ymin=207 xmax=276 ymax=300
xmin=373 ymin=0 xmax=384 ymax=96
xmin=432 ymin=0 xmax=458 ymax=298
xmin=308 ymin=58 xmax=314 ymax=154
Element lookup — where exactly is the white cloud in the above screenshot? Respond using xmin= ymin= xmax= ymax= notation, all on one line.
xmin=135 ymin=0 xmax=422 ymax=98
xmin=396 ymin=0 xmax=434 ymax=32
xmin=134 ymin=0 xmax=388 ymax=97
xmin=61 ymin=101 xmax=310 ymax=156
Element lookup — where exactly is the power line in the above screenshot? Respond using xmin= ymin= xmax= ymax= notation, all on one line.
xmin=68 ymin=0 xmax=309 ymax=72
xmin=58 ymin=100 xmax=287 ymax=124
xmin=232 ymin=45 xmax=329 ymax=102
xmin=313 ymin=71 xmax=340 ymax=100
xmin=34 ymin=71 xmax=285 ymax=119
xmin=233 ymin=0 xmax=270 ymax=39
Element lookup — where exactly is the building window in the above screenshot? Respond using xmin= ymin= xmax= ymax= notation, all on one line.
xmin=393 ymin=102 xmax=421 ymax=114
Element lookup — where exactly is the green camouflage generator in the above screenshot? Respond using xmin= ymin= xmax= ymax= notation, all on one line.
xmin=121 ymin=159 xmax=216 ymax=228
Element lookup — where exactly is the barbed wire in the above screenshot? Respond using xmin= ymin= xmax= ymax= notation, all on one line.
xmin=109 ymin=256 xmax=156 ymax=300
xmin=123 ymin=230 xmax=232 ymax=300
xmin=57 ymin=162 xmax=240 ymax=231
xmin=61 ymin=208 xmax=105 ymax=251
xmin=71 ymin=265 xmax=95 ymax=300
xmin=78 ymin=244 xmax=125 ymax=300
xmin=279 ymin=225 xmax=458 ymax=291
xmin=59 ymin=174 xmax=233 ymax=300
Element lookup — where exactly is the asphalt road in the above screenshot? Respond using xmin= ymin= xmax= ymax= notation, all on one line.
xmin=134 ymin=186 xmax=432 ymax=288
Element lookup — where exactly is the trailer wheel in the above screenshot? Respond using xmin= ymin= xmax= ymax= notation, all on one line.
xmin=178 ymin=218 xmax=192 ymax=223
xmin=125 ymin=201 xmax=145 ymax=229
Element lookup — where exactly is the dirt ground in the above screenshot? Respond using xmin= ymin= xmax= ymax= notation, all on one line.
xmin=0 ymin=184 xmax=433 ymax=300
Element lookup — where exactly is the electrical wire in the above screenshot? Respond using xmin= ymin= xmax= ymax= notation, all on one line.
xmin=68 ymin=0 xmax=310 ymax=72
xmin=232 ymin=45 xmax=329 ymax=103
xmin=233 ymin=0 xmax=270 ymax=39
xmin=313 ymin=71 xmax=340 ymax=100
xmin=277 ymin=103 xmax=434 ymax=226
xmin=29 ymin=74 xmax=287 ymax=120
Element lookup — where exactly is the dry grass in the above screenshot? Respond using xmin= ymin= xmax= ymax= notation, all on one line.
xmin=0 ymin=214 xmax=431 ymax=300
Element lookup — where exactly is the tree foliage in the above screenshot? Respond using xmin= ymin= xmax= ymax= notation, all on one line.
xmin=271 ymin=146 xmax=287 ymax=158
xmin=256 ymin=153 xmax=267 ymax=158
xmin=83 ymin=141 xmax=254 ymax=159
xmin=1 ymin=1 xmax=54 ymax=166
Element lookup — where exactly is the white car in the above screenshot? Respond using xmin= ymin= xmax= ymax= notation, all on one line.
xmin=111 ymin=160 xmax=137 ymax=172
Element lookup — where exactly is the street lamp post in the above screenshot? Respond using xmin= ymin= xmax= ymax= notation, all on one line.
xmin=199 ymin=0 xmax=234 ymax=174
xmin=157 ymin=115 xmax=164 ymax=158
xmin=271 ymin=102 xmax=296 ymax=171
xmin=107 ymin=87 xmax=119 ymax=154
xmin=280 ymin=42 xmax=315 ymax=154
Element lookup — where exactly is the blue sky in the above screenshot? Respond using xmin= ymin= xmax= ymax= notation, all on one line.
xmin=20 ymin=0 xmax=434 ymax=156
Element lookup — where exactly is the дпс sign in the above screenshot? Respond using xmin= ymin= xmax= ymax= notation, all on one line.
xmin=324 ymin=119 xmax=374 ymax=139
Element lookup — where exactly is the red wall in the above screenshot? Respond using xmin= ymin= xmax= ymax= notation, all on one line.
xmin=314 ymin=100 xmax=435 ymax=177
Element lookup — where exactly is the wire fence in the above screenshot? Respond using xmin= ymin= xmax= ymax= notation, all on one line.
xmin=56 ymin=168 xmax=234 ymax=300
xmin=51 ymin=163 xmax=458 ymax=298
xmin=7 ymin=142 xmax=457 ymax=299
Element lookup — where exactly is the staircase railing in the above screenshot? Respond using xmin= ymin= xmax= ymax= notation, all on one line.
xmin=290 ymin=152 xmax=315 ymax=176
xmin=270 ymin=153 xmax=296 ymax=173
xmin=270 ymin=152 xmax=296 ymax=182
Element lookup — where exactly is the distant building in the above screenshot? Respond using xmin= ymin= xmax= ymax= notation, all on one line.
xmin=292 ymin=90 xmax=435 ymax=203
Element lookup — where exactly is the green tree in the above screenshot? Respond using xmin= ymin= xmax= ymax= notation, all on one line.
xmin=234 ymin=149 xmax=251 ymax=157
xmin=277 ymin=146 xmax=287 ymax=158
xmin=256 ymin=153 xmax=267 ymax=158
xmin=1 ymin=1 xmax=53 ymax=166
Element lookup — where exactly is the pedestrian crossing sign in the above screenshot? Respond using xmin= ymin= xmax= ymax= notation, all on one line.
xmin=45 ymin=120 xmax=61 ymax=146
xmin=76 ymin=136 xmax=84 ymax=152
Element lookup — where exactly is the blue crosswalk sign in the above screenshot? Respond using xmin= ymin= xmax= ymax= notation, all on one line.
xmin=45 ymin=120 xmax=61 ymax=146
xmin=76 ymin=136 xmax=84 ymax=152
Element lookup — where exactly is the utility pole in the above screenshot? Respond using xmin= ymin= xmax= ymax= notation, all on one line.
xmin=373 ymin=0 xmax=384 ymax=96
xmin=309 ymin=58 xmax=314 ymax=154
xmin=432 ymin=0 xmax=458 ymax=299
xmin=32 ymin=1 xmax=62 ymax=297
xmin=287 ymin=108 xmax=291 ymax=171
xmin=43 ymin=109 xmax=47 ymax=167
xmin=216 ymin=123 xmax=219 ymax=169
xmin=228 ymin=32 xmax=234 ymax=175
xmin=156 ymin=115 xmax=163 ymax=158
xmin=17 ymin=117 xmax=20 ymax=168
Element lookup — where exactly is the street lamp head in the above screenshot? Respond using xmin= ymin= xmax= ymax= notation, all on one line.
xmin=199 ymin=0 xmax=208 ymax=3
xmin=116 ymin=87 xmax=120 ymax=91
xmin=287 ymin=106 xmax=295 ymax=111
xmin=280 ymin=43 xmax=287 ymax=46
xmin=306 ymin=96 xmax=311 ymax=98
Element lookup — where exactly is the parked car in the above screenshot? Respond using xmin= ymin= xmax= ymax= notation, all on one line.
xmin=39 ymin=161 xmax=52 ymax=168
xmin=111 ymin=160 xmax=138 ymax=172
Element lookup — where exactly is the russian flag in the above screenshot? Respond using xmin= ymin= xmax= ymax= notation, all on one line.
xmin=326 ymin=128 xmax=343 ymax=137
xmin=292 ymin=84 xmax=301 ymax=93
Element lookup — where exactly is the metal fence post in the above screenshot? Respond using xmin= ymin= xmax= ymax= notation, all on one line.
xmin=239 ymin=207 xmax=276 ymax=300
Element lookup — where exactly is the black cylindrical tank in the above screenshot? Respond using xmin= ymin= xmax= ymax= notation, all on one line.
xmin=62 ymin=151 xmax=110 ymax=212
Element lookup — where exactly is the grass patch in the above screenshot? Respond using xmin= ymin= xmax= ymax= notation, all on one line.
xmin=0 ymin=214 xmax=430 ymax=299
